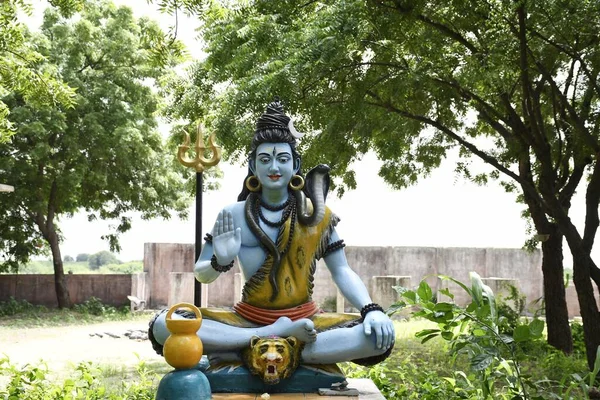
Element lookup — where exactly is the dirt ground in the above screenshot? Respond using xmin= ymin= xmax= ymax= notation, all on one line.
xmin=0 ymin=320 xmax=163 ymax=373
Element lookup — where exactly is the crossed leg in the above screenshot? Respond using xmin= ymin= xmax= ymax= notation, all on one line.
xmin=152 ymin=312 xmax=390 ymax=364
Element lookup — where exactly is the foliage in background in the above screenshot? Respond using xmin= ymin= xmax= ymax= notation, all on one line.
xmin=72 ymin=296 xmax=128 ymax=317
xmin=0 ymin=297 xmax=45 ymax=317
xmin=76 ymin=253 xmax=90 ymax=262
xmin=9 ymin=259 xmax=142 ymax=274
xmin=495 ymin=283 xmax=527 ymax=336
xmin=0 ymin=0 xmax=190 ymax=308
xmin=0 ymin=358 xmax=158 ymax=399
xmin=0 ymin=296 xmax=145 ymax=328
xmin=0 ymin=0 xmax=82 ymax=143
xmin=88 ymin=250 xmax=120 ymax=270
xmin=382 ymin=273 xmax=600 ymax=399
xmin=165 ymin=0 xmax=600 ymax=364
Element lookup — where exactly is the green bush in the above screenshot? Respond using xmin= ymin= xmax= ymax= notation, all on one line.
xmin=73 ymin=297 xmax=128 ymax=317
xmin=100 ymin=261 xmax=143 ymax=274
xmin=388 ymin=273 xmax=600 ymax=399
xmin=76 ymin=253 xmax=90 ymax=262
xmin=496 ymin=283 xmax=527 ymax=336
xmin=0 ymin=358 xmax=158 ymax=398
xmin=88 ymin=251 xmax=120 ymax=270
xmin=0 ymin=297 xmax=45 ymax=317
xmin=571 ymin=321 xmax=587 ymax=356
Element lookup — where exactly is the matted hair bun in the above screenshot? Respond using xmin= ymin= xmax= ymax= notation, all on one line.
xmin=255 ymin=99 xmax=290 ymax=131
xmin=255 ymin=98 xmax=303 ymax=139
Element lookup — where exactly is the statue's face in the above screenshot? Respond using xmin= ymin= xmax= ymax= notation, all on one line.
xmin=254 ymin=142 xmax=296 ymax=191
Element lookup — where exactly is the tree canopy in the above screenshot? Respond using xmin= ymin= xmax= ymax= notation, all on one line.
xmin=166 ymin=0 xmax=600 ymax=367
xmin=0 ymin=0 xmax=86 ymax=143
xmin=0 ymin=0 xmax=190 ymax=307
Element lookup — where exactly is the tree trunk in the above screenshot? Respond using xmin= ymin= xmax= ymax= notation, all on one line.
xmin=572 ymin=251 xmax=600 ymax=370
xmin=540 ymin=224 xmax=573 ymax=353
xmin=47 ymin=226 xmax=71 ymax=308
xmin=520 ymin=170 xmax=573 ymax=353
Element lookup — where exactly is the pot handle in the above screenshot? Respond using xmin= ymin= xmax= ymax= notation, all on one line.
xmin=165 ymin=302 xmax=201 ymax=321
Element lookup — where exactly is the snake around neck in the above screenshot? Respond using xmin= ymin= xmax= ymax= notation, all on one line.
xmin=244 ymin=164 xmax=331 ymax=301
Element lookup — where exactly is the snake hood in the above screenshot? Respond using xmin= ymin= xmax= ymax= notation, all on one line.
xmin=296 ymin=164 xmax=330 ymax=227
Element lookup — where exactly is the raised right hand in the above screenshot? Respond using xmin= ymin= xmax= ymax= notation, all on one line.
xmin=212 ymin=210 xmax=242 ymax=265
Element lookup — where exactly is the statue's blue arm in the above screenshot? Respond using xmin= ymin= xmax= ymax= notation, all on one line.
xmin=194 ymin=207 xmax=242 ymax=284
xmin=194 ymin=240 xmax=220 ymax=283
xmin=323 ymin=230 xmax=373 ymax=309
xmin=324 ymin=229 xmax=395 ymax=349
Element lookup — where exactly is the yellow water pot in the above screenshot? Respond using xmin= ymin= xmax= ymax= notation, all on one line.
xmin=163 ymin=302 xmax=203 ymax=369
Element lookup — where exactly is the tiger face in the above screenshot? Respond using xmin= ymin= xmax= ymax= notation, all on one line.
xmin=242 ymin=335 xmax=303 ymax=385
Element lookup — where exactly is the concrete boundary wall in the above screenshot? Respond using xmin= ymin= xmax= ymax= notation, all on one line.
xmin=3 ymin=245 xmax=598 ymax=317
xmin=143 ymin=244 xmax=547 ymax=311
xmin=0 ymin=274 xmax=133 ymax=307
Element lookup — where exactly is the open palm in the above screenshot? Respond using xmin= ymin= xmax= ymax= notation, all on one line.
xmin=212 ymin=210 xmax=241 ymax=264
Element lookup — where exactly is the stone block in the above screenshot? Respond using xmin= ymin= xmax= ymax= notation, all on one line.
xmin=168 ymin=272 xmax=195 ymax=305
xmin=370 ymin=276 xmax=411 ymax=310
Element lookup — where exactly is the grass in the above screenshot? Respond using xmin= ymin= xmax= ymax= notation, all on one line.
xmin=0 ymin=303 xmax=595 ymax=399
xmin=0 ymin=297 xmax=152 ymax=328
xmin=0 ymin=308 xmax=153 ymax=329
xmin=7 ymin=260 xmax=144 ymax=274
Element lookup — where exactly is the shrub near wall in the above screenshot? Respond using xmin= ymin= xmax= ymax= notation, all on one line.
xmin=0 ymin=274 xmax=133 ymax=308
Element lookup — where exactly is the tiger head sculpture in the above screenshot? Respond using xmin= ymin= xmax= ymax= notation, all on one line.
xmin=241 ymin=335 xmax=303 ymax=385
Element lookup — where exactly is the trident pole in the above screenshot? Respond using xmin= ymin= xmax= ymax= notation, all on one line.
xmin=177 ymin=125 xmax=222 ymax=307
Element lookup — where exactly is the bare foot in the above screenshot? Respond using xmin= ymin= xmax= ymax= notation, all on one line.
xmin=260 ymin=317 xmax=317 ymax=343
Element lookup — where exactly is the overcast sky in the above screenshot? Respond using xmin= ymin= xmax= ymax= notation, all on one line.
xmin=25 ymin=1 xmax=597 ymax=268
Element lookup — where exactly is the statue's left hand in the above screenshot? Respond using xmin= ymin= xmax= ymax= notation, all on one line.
xmin=363 ymin=311 xmax=395 ymax=350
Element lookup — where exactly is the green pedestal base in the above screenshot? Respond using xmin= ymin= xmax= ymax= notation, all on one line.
xmin=200 ymin=362 xmax=345 ymax=393
xmin=155 ymin=369 xmax=211 ymax=400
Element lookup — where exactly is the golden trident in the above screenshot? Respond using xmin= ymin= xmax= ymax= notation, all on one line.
xmin=177 ymin=124 xmax=222 ymax=172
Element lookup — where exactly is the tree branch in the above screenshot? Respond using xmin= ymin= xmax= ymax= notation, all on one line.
xmin=372 ymin=0 xmax=479 ymax=54
xmin=558 ymin=161 xmax=587 ymax=207
xmin=46 ymin=180 xmax=58 ymax=234
xmin=583 ymin=159 xmax=600 ymax=253
xmin=430 ymin=77 xmax=512 ymax=133
xmin=516 ymin=4 xmax=547 ymax=153
xmin=364 ymin=90 xmax=546 ymax=206
xmin=531 ymin=53 xmax=600 ymax=153
xmin=527 ymin=27 xmax=600 ymax=99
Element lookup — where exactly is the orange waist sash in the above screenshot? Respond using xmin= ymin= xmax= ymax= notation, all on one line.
xmin=232 ymin=301 xmax=319 ymax=325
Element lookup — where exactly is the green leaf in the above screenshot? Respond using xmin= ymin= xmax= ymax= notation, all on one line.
xmin=441 ymin=330 xmax=454 ymax=340
xmin=402 ymin=290 xmax=417 ymax=304
xmin=438 ymin=287 xmax=455 ymax=300
xmin=469 ymin=272 xmax=484 ymax=306
xmin=528 ymin=319 xmax=545 ymax=338
xmin=417 ymin=280 xmax=433 ymax=302
xmin=438 ymin=275 xmax=472 ymax=296
xmin=471 ymin=354 xmax=494 ymax=371
xmin=513 ymin=325 xmax=531 ymax=342
xmin=499 ymin=334 xmax=515 ymax=344
xmin=415 ymin=329 xmax=441 ymax=338
xmin=420 ymin=333 xmax=440 ymax=344
xmin=434 ymin=302 xmax=454 ymax=312
xmin=590 ymin=345 xmax=600 ymax=386
xmin=472 ymin=328 xmax=486 ymax=337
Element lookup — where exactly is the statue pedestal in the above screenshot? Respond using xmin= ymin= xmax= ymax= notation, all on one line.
xmin=210 ymin=378 xmax=385 ymax=399
xmin=201 ymin=360 xmax=346 ymax=394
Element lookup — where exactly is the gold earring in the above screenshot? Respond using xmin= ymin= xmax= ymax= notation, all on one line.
xmin=245 ymin=175 xmax=261 ymax=192
xmin=289 ymin=175 xmax=304 ymax=191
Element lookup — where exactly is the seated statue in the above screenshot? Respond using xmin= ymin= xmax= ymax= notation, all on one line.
xmin=149 ymin=100 xmax=394 ymax=381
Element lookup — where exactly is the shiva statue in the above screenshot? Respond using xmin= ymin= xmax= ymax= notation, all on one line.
xmin=149 ymin=100 xmax=394 ymax=381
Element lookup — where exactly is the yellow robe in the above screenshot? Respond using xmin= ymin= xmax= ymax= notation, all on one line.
xmin=201 ymin=206 xmax=359 ymax=332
